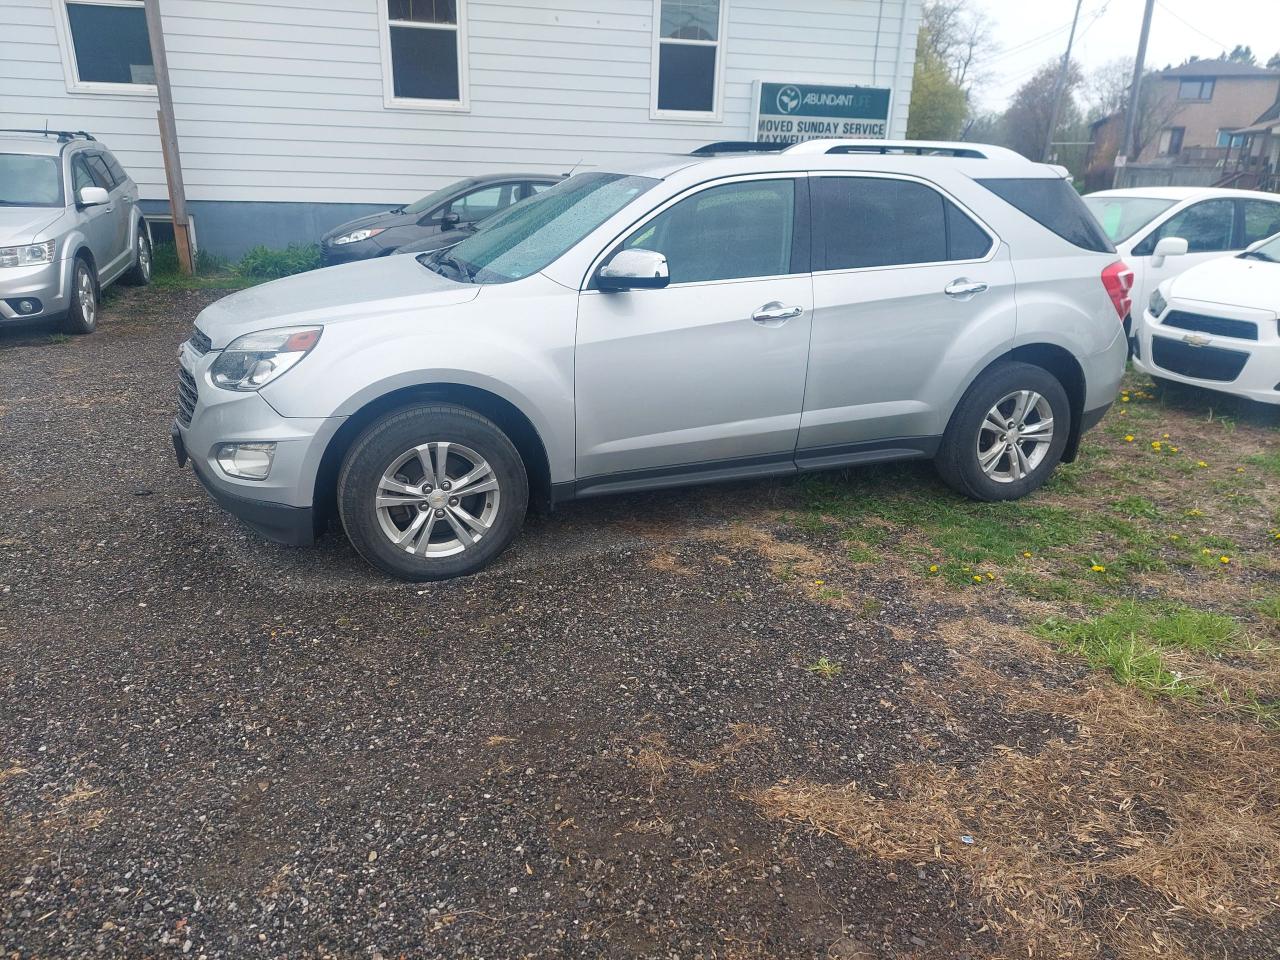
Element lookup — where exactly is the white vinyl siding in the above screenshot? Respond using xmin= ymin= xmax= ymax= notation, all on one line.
xmin=0 ymin=0 xmax=921 ymax=206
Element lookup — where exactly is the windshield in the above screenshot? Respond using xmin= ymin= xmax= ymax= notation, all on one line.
xmin=426 ymin=173 xmax=659 ymax=284
xmin=1243 ymin=232 xmax=1280 ymax=262
xmin=403 ymin=182 xmax=467 ymax=216
xmin=0 ymin=154 xmax=64 ymax=207
xmin=1083 ymin=195 xmax=1178 ymax=243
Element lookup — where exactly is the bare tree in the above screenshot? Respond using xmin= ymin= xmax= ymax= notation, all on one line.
xmin=1084 ymin=57 xmax=1134 ymax=121
xmin=922 ymin=0 xmax=997 ymax=94
xmin=1131 ymin=84 xmax=1183 ymax=158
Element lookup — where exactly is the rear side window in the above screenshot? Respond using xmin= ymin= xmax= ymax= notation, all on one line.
xmin=84 ymin=153 xmax=116 ymax=189
xmin=1242 ymin=199 xmax=1280 ymax=246
xmin=102 ymin=153 xmax=128 ymax=186
xmin=815 ymin=177 xmax=992 ymax=270
xmin=978 ymin=177 xmax=1113 ymax=253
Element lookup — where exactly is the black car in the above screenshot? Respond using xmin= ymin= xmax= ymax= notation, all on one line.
xmin=319 ymin=173 xmax=562 ymax=265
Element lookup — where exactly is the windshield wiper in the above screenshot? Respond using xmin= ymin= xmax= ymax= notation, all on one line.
xmin=417 ymin=249 xmax=474 ymax=282
xmin=1241 ymin=250 xmax=1278 ymax=263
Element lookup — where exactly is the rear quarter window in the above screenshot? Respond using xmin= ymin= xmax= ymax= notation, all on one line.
xmin=977 ymin=177 xmax=1114 ymax=253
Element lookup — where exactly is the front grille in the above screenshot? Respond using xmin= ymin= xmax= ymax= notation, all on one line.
xmin=1151 ymin=335 xmax=1249 ymax=383
xmin=1162 ymin=310 xmax=1257 ymax=341
xmin=177 ymin=366 xmax=198 ymax=426
xmin=188 ymin=327 xmax=212 ymax=355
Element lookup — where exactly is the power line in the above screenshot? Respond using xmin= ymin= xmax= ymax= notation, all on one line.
xmin=1154 ymin=0 xmax=1229 ymax=53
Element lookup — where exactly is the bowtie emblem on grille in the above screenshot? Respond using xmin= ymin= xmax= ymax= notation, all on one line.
xmin=1181 ymin=333 xmax=1212 ymax=348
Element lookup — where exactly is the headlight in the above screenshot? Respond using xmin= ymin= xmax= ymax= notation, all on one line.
xmin=332 ymin=228 xmax=385 ymax=245
xmin=0 ymin=240 xmax=56 ymax=268
xmin=1149 ymin=288 xmax=1167 ymax=318
xmin=209 ymin=326 xmax=322 ymax=392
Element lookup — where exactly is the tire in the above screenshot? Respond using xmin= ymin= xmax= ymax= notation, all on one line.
xmin=935 ymin=361 xmax=1071 ymax=502
xmin=62 ymin=256 xmax=98 ymax=335
xmin=122 ymin=229 xmax=152 ymax=286
xmin=337 ymin=403 xmax=529 ymax=581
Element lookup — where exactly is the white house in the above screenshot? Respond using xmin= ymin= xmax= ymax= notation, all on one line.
xmin=1 ymin=0 xmax=923 ymax=256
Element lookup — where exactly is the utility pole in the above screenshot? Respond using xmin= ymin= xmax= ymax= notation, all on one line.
xmin=1041 ymin=0 xmax=1085 ymax=163
xmin=1116 ymin=0 xmax=1157 ymax=184
xmin=144 ymin=0 xmax=194 ymax=275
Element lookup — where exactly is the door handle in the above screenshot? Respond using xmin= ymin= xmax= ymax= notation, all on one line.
xmin=752 ymin=301 xmax=804 ymax=324
xmin=944 ymin=278 xmax=989 ymax=299
xmin=121 ymin=196 xmax=133 ymax=204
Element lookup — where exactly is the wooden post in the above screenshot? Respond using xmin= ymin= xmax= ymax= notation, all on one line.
xmin=143 ymin=0 xmax=193 ymax=275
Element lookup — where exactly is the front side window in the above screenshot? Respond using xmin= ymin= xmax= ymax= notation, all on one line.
xmin=0 ymin=155 xmax=65 ymax=207
xmin=1178 ymin=79 xmax=1214 ymax=101
xmin=1135 ymin=199 xmax=1236 ymax=255
xmin=71 ymin=155 xmax=97 ymax=194
xmin=1242 ymin=200 xmax=1280 ymax=246
xmin=426 ymin=173 xmax=659 ymax=284
xmin=653 ymin=0 xmax=723 ymax=116
xmin=816 ymin=178 xmax=991 ymax=270
xmin=621 ymin=179 xmax=796 ymax=283
xmin=84 ymin=153 xmax=117 ymax=189
xmin=447 ymin=183 xmax=519 ymax=223
xmin=62 ymin=0 xmax=154 ymax=88
xmin=382 ymin=0 xmax=467 ymax=107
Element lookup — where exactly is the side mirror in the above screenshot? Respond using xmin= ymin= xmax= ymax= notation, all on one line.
xmin=598 ymin=249 xmax=670 ymax=291
xmin=440 ymin=210 xmax=462 ymax=228
xmin=1151 ymin=235 xmax=1188 ymax=267
xmin=77 ymin=186 xmax=109 ymax=208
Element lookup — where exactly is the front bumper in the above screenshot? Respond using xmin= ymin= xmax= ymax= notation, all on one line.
xmin=173 ymin=338 xmax=345 ymax=544
xmin=0 ymin=257 xmax=71 ymax=322
xmin=1131 ymin=304 xmax=1280 ymax=405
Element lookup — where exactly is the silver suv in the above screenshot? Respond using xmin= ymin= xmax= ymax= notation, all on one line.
xmin=173 ymin=140 xmax=1131 ymax=581
xmin=0 ymin=130 xmax=152 ymax=334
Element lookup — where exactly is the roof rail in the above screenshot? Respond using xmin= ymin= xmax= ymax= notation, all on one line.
xmin=690 ymin=141 xmax=791 ymax=156
xmin=784 ymin=138 xmax=989 ymax=158
xmin=0 ymin=128 xmax=96 ymax=143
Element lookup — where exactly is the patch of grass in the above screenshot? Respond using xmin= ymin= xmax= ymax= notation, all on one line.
xmin=1246 ymin=449 xmax=1280 ymax=477
xmin=804 ymin=656 xmax=843 ymax=680
xmin=845 ymin=541 xmax=879 ymax=564
xmin=236 ymin=243 xmax=322 ymax=280
xmin=1113 ymin=495 xmax=1161 ymax=520
xmin=46 ymin=332 xmax=70 ymax=344
xmin=1252 ymin=595 xmax=1280 ymax=626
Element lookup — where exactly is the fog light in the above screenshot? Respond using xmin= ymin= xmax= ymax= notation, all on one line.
xmin=18 ymin=299 xmax=37 ymax=314
xmin=215 ymin=442 xmax=276 ymax=480
xmin=4 ymin=297 xmax=42 ymax=315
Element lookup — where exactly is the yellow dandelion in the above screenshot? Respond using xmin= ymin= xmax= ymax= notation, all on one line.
xmin=1168 ymin=534 xmax=1181 ymax=541
xmin=814 ymin=579 xmax=824 ymax=585
xmin=1124 ymin=435 xmax=1134 ymax=442
xmin=1170 ymin=446 xmax=1179 ymax=452
xmin=1220 ymin=556 xmax=1231 ymax=564
xmin=1186 ymin=508 xmax=1202 ymax=517
xmin=1022 ymin=551 xmax=1033 ymax=558
xmin=1202 ymin=548 xmax=1213 ymax=555
xmin=1121 ymin=396 xmax=1130 ymax=403
xmin=1091 ymin=564 xmax=1106 ymax=573
xmin=929 ymin=564 xmax=939 ymax=573
xmin=1236 ymin=467 xmax=1245 ymax=473
xmin=1162 ymin=433 xmax=1170 ymax=439
xmin=972 ymin=575 xmax=983 ymax=583
xmin=1197 ymin=460 xmax=1208 ymax=468
xmin=986 ymin=573 xmax=996 ymax=580
xmin=1151 ymin=441 xmax=1162 ymax=450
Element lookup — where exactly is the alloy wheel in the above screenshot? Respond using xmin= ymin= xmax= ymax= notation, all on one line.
xmin=76 ymin=265 xmax=96 ymax=327
xmin=139 ymin=236 xmax=151 ymax=280
xmin=375 ymin=441 xmax=500 ymax=557
xmin=976 ymin=389 xmax=1054 ymax=483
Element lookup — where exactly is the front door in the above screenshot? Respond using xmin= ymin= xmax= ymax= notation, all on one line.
xmin=69 ymin=154 xmax=117 ymax=277
xmin=574 ymin=176 xmax=813 ymax=484
xmin=1126 ymin=198 xmax=1237 ymax=309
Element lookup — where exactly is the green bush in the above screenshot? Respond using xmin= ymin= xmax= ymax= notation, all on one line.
xmin=235 ymin=243 xmax=322 ymax=280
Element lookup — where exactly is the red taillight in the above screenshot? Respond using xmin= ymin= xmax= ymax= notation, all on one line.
xmin=1101 ymin=260 xmax=1134 ymax=321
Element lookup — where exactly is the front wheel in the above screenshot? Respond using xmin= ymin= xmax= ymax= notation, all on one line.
xmin=337 ymin=403 xmax=529 ymax=581
xmin=935 ymin=361 xmax=1071 ymax=502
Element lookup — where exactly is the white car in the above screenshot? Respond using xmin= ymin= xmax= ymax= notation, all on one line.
xmin=1133 ymin=231 xmax=1280 ymax=404
xmin=1083 ymin=187 xmax=1280 ymax=314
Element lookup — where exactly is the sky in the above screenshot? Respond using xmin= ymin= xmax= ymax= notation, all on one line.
xmin=971 ymin=0 xmax=1280 ymax=111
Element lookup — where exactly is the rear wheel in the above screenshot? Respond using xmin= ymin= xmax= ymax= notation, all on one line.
xmin=62 ymin=257 xmax=98 ymax=335
xmin=337 ymin=404 xmax=529 ymax=581
xmin=935 ymin=361 xmax=1070 ymax=502
xmin=123 ymin=230 xmax=152 ymax=286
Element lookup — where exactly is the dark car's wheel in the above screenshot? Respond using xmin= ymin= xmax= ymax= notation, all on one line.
xmin=337 ymin=403 xmax=529 ymax=581
xmin=935 ymin=361 xmax=1071 ymax=502
xmin=123 ymin=230 xmax=152 ymax=286
xmin=63 ymin=257 xmax=98 ymax=335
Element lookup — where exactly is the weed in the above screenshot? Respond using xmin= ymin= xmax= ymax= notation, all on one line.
xmin=805 ymin=656 xmax=843 ymax=680
xmin=236 ymin=243 xmax=322 ymax=280
xmin=1113 ymin=495 xmax=1161 ymax=520
xmin=46 ymin=333 xmax=70 ymax=345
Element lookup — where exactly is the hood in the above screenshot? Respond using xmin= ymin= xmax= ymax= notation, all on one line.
xmin=1167 ymin=255 xmax=1280 ymax=316
xmin=0 ymin=206 xmax=65 ymax=245
xmin=322 ymin=208 xmax=417 ymax=243
xmin=195 ymin=254 xmax=480 ymax=347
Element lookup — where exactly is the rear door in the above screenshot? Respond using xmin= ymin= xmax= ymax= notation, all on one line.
xmin=800 ymin=174 xmax=1017 ymax=456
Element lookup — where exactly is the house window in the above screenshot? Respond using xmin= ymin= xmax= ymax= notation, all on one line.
xmin=59 ymin=0 xmax=155 ymax=90
xmin=380 ymin=0 xmax=469 ymax=109
xmin=1178 ymin=79 xmax=1214 ymax=101
xmin=1158 ymin=127 xmax=1185 ymax=156
xmin=652 ymin=0 xmax=727 ymax=119
xmin=1216 ymin=129 xmax=1245 ymax=148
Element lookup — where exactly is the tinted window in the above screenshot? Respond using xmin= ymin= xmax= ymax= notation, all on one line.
xmin=621 ymin=179 xmax=795 ymax=284
xmin=1242 ymin=200 xmax=1280 ymax=246
xmin=0 ymin=154 xmax=64 ymax=207
xmin=978 ymin=178 xmax=1113 ymax=253
xmin=816 ymin=177 xmax=946 ymax=269
xmin=85 ymin=154 xmax=116 ymax=189
xmin=1135 ymin=199 xmax=1235 ymax=255
xmin=66 ymin=1 xmax=154 ymax=85
xmin=102 ymin=153 xmax=128 ymax=185
xmin=946 ymin=201 xmax=992 ymax=260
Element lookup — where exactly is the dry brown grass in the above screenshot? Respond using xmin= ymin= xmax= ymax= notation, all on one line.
xmin=754 ymin=682 xmax=1280 ymax=959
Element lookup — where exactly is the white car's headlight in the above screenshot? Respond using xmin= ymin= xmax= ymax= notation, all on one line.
xmin=1149 ymin=288 xmax=1167 ymax=318
xmin=0 ymin=240 xmax=56 ymax=268
xmin=332 ymin=228 xmax=385 ymax=245
xmin=209 ymin=326 xmax=322 ymax=392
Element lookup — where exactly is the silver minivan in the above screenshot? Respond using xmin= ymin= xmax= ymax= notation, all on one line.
xmin=0 ymin=130 xmax=152 ymax=334
xmin=173 ymin=139 xmax=1130 ymax=581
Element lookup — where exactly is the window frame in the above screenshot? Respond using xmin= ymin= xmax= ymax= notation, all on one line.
xmin=812 ymin=172 xmax=998 ymax=275
xmin=1158 ymin=126 xmax=1185 ymax=157
xmin=1177 ymin=78 xmax=1215 ymax=101
xmin=1131 ymin=198 xmax=1237 ymax=256
xmin=585 ymin=172 xmax=808 ymax=291
xmin=377 ymin=0 xmax=470 ymax=113
xmin=649 ymin=0 xmax=730 ymax=123
xmin=51 ymin=0 xmax=157 ymax=97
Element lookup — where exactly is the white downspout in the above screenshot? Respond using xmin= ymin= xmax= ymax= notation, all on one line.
xmin=890 ymin=0 xmax=917 ymax=139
